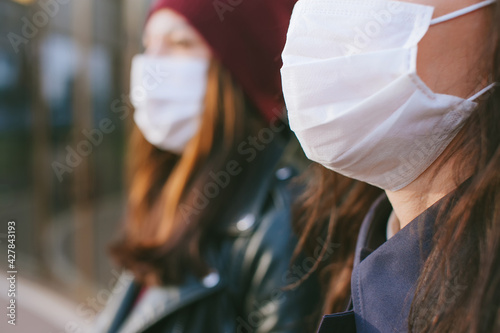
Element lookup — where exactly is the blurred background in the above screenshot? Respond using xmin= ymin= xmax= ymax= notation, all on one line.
xmin=0 ymin=0 xmax=154 ymax=331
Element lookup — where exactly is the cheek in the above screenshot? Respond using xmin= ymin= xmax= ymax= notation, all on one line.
xmin=168 ymin=45 xmax=212 ymax=59
xmin=194 ymin=46 xmax=212 ymax=60
xmin=416 ymin=8 xmax=493 ymax=98
xmin=397 ymin=0 xmax=476 ymax=16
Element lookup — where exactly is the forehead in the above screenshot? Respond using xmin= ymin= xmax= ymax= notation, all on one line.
xmin=145 ymin=9 xmax=196 ymax=37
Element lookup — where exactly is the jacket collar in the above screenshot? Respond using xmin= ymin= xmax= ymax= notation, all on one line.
xmin=93 ymin=270 xmax=226 ymax=333
xmin=92 ymin=271 xmax=136 ymax=333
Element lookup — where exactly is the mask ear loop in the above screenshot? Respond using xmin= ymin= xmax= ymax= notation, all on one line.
xmin=430 ymin=0 xmax=497 ymax=26
xmin=468 ymin=82 xmax=498 ymax=101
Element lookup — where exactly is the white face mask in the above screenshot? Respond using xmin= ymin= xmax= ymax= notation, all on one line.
xmin=130 ymin=54 xmax=209 ymax=154
xmin=281 ymin=0 xmax=497 ymax=191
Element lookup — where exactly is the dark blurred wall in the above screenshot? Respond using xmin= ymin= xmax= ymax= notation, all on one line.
xmin=0 ymin=0 xmax=151 ymax=307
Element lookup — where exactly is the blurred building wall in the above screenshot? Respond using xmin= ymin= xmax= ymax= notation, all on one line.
xmin=0 ymin=0 xmax=153 ymax=319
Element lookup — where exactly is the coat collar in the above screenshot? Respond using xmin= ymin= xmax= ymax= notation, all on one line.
xmin=317 ymin=182 xmax=469 ymax=333
xmin=317 ymin=193 xmax=439 ymax=333
xmin=351 ymin=182 xmax=467 ymax=333
xmin=350 ymin=194 xmax=434 ymax=332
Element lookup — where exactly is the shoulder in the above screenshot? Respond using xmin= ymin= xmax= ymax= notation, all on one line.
xmin=252 ymin=165 xmax=299 ymax=253
xmin=224 ymin=166 xmax=321 ymax=332
xmin=223 ymin=165 xmax=299 ymax=250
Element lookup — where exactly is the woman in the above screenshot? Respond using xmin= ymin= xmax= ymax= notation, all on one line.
xmin=92 ymin=0 xmax=319 ymax=332
xmin=281 ymin=0 xmax=499 ymax=332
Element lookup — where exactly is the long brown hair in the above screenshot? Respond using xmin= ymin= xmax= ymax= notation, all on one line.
xmin=292 ymin=166 xmax=382 ymax=314
xmin=407 ymin=5 xmax=500 ymax=331
xmin=110 ymin=58 xmax=275 ymax=285
xmin=293 ymin=5 xmax=500 ymax=332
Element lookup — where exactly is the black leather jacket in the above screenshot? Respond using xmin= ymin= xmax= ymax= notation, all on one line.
xmin=92 ymin=139 xmax=320 ymax=333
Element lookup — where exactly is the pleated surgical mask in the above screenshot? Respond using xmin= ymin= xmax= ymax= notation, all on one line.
xmin=130 ymin=54 xmax=209 ymax=154
xmin=281 ymin=0 xmax=497 ymax=191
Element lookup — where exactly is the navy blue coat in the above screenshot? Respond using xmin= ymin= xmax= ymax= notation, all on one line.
xmin=317 ymin=192 xmax=443 ymax=333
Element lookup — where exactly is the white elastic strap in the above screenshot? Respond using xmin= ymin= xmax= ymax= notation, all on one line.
xmin=468 ymin=82 xmax=498 ymax=101
xmin=430 ymin=0 xmax=497 ymax=26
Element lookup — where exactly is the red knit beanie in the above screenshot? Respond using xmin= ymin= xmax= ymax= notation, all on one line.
xmin=149 ymin=0 xmax=297 ymax=123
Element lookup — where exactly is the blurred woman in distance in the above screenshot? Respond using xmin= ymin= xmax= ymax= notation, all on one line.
xmin=281 ymin=0 xmax=500 ymax=332
xmin=92 ymin=0 xmax=319 ymax=332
